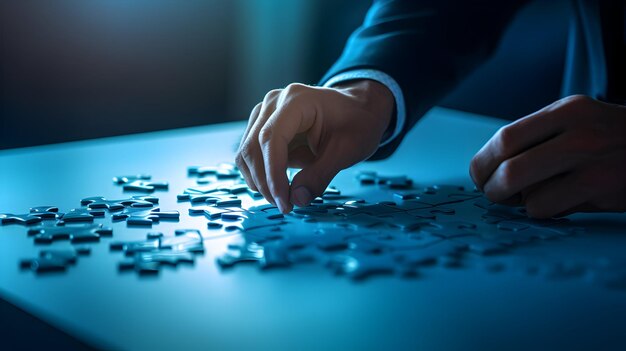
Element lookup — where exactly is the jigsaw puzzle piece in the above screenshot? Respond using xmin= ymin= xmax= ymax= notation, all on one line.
xmin=473 ymin=199 xmax=527 ymax=223
xmin=178 ymin=191 xmax=241 ymax=206
xmin=111 ymin=229 xmax=204 ymax=274
xmin=0 ymin=212 xmax=42 ymax=225
xmin=20 ymin=247 xmax=91 ymax=274
xmin=421 ymin=220 xmax=478 ymax=239
xmin=260 ymin=245 xmax=321 ymax=270
xmin=119 ymin=252 xmax=196 ymax=275
xmin=122 ymin=180 xmax=169 ymax=193
xmin=377 ymin=212 xmax=432 ymax=231
xmin=61 ymin=207 xmax=106 ymax=223
xmin=113 ymin=174 xmax=151 ymax=184
xmin=112 ymin=207 xmax=179 ymax=226
xmin=28 ymin=224 xmax=113 ymax=244
xmin=189 ymin=206 xmax=241 ymax=219
xmin=160 ymin=229 xmax=205 ymax=253
xmin=396 ymin=240 xmax=468 ymax=266
xmin=81 ymin=195 xmax=158 ymax=211
xmin=450 ymin=235 xmax=509 ymax=255
xmin=356 ymin=171 xmax=413 ymax=189
xmin=335 ymin=201 xmax=402 ymax=217
xmin=220 ymin=211 xmax=289 ymax=232
xmin=328 ymin=252 xmax=414 ymax=280
xmin=356 ymin=232 xmax=444 ymax=253
xmin=411 ymin=185 xmax=480 ymax=206
xmin=216 ymin=242 xmax=265 ymax=268
xmin=188 ymin=163 xmax=239 ymax=178
xmin=110 ymin=236 xmax=161 ymax=254
xmin=29 ymin=206 xmax=63 ymax=219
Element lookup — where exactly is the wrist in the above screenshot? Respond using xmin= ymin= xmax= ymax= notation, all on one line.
xmin=334 ymin=79 xmax=395 ymax=135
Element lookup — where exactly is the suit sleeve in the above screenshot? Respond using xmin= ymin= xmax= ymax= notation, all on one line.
xmin=320 ymin=0 xmax=528 ymax=160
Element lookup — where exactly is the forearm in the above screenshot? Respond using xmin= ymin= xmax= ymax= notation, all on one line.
xmin=321 ymin=0 xmax=528 ymax=159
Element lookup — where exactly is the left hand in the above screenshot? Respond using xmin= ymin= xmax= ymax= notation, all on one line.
xmin=470 ymin=95 xmax=626 ymax=218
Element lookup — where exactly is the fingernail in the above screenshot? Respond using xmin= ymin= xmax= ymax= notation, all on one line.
xmin=291 ymin=186 xmax=312 ymax=207
xmin=275 ymin=197 xmax=287 ymax=213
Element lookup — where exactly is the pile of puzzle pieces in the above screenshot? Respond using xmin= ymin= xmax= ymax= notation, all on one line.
xmin=3 ymin=163 xmax=626 ymax=290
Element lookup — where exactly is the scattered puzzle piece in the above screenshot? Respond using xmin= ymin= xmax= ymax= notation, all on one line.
xmin=0 ymin=212 xmax=42 ymax=225
xmin=29 ymin=206 xmax=63 ymax=219
xmin=81 ymin=195 xmax=158 ymax=211
xmin=111 ymin=229 xmax=204 ymax=274
xmin=61 ymin=207 xmax=105 ymax=223
xmin=112 ymin=207 xmax=179 ymax=226
xmin=356 ymin=171 xmax=413 ymax=189
xmin=28 ymin=224 xmax=113 ymax=244
xmin=122 ymin=180 xmax=169 ymax=193
xmin=113 ymin=174 xmax=151 ymax=184
xmin=20 ymin=247 xmax=91 ymax=274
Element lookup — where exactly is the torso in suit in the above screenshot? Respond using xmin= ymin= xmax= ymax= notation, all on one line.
xmin=321 ymin=0 xmax=625 ymax=159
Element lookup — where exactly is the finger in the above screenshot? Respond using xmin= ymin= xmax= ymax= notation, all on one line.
xmin=289 ymin=150 xmax=344 ymax=207
xmin=497 ymin=193 xmax=522 ymax=206
xmin=237 ymin=103 xmax=263 ymax=191
xmin=552 ymin=202 xmax=600 ymax=217
xmin=259 ymin=98 xmax=319 ymax=212
xmin=483 ymin=132 xmax=581 ymax=202
xmin=239 ymin=102 xmax=262 ymax=148
xmin=243 ymin=145 xmax=273 ymax=204
xmin=243 ymin=91 xmax=281 ymax=204
xmin=237 ymin=158 xmax=257 ymax=192
xmin=470 ymin=101 xmax=567 ymax=190
xmin=523 ymin=172 xmax=589 ymax=218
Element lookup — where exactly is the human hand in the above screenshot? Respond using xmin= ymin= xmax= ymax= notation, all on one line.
xmin=470 ymin=95 xmax=626 ymax=218
xmin=236 ymin=80 xmax=394 ymax=213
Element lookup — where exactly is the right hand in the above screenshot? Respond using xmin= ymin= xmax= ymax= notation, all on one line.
xmin=235 ymin=80 xmax=395 ymax=213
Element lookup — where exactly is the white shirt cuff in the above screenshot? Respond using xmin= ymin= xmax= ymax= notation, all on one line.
xmin=323 ymin=69 xmax=406 ymax=147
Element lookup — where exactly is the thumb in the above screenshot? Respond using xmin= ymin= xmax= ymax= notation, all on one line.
xmin=289 ymin=156 xmax=342 ymax=207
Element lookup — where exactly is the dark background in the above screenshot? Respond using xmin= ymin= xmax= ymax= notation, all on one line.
xmin=1 ymin=0 xmax=571 ymax=150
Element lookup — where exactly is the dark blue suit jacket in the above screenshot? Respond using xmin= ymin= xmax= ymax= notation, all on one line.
xmin=321 ymin=0 xmax=625 ymax=160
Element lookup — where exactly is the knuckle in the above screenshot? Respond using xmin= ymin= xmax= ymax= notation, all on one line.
xmin=235 ymin=153 xmax=244 ymax=167
xmin=494 ymin=126 xmax=515 ymax=156
xmin=282 ymin=83 xmax=311 ymax=101
xmin=283 ymin=83 xmax=309 ymax=97
xmin=239 ymin=142 xmax=255 ymax=162
xmin=258 ymin=126 xmax=273 ymax=146
xmin=562 ymin=94 xmax=592 ymax=107
xmin=499 ymin=160 xmax=517 ymax=187
xmin=263 ymin=89 xmax=281 ymax=104
xmin=484 ymin=160 xmax=517 ymax=201
xmin=250 ymin=102 xmax=263 ymax=115
xmin=469 ymin=157 xmax=482 ymax=183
